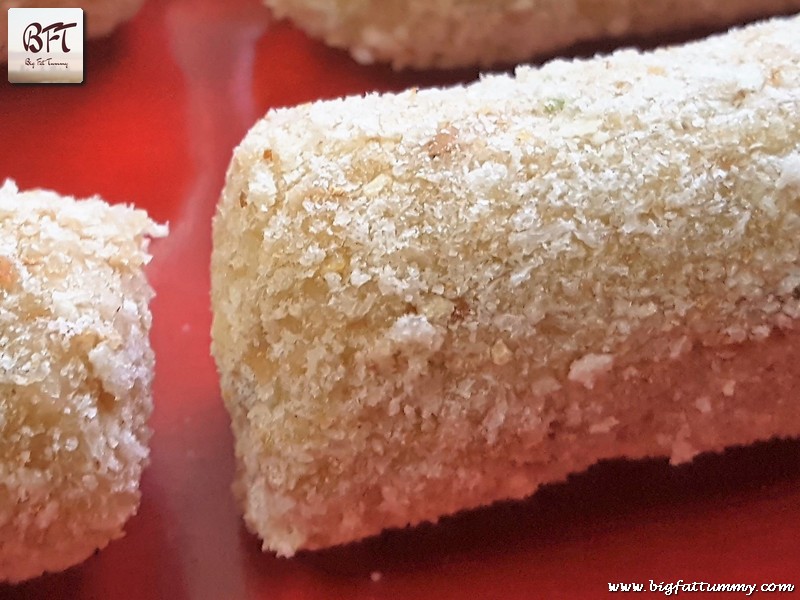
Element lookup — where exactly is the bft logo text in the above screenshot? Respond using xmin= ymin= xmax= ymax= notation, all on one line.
xmin=23 ymin=21 xmax=78 ymax=54
xmin=8 ymin=8 xmax=84 ymax=84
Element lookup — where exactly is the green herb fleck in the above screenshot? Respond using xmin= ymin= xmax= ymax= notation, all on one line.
xmin=544 ymin=98 xmax=566 ymax=114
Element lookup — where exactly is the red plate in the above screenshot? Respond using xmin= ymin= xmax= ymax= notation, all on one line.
xmin=2 ymin=1 xmax=799 ymax=598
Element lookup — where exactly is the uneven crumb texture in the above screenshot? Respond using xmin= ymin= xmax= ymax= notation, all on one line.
xmin=211 ymin=17 xmax=800 ymax=557
xmin=1 ymin=0 xmax=145 ymax=61
xmin=0 ymin=180 xmax=166 ymax=582
xmin=264 ymin=0 xmax=800 ymax=69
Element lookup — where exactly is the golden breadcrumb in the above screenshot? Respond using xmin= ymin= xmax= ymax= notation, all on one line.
xmin=0 ymin=180 xmax=165 ymax=582
xmin=264 ymin=0 xmax=800 ymax=69
xmin=212 ymin=17 xmax=800 ymax=556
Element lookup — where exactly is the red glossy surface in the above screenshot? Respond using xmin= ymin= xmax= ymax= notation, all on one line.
xmin=1 ymin=1 xmax=799 ymax=598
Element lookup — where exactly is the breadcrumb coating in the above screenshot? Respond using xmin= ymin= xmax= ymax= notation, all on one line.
xmin=264 ymin=0 xmax=800 ymax=69
xmin=212 ymin=17 xmax=800 ymax=556
xmin=0 ymin=181 xmax=165 ymax=582
xmin=1 ymin=0 xmax=145 ymax=61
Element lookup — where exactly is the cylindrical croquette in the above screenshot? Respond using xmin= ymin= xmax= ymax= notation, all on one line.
xmin=212 ymin=16 xmax=800 ymax=556
xmin=1 ymin=0 xmax=145 ymax=61
xmin=264 ymin=0 xmax=800 ymax=69
xmin=0 ymin=181 xmax=165 ymax=582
